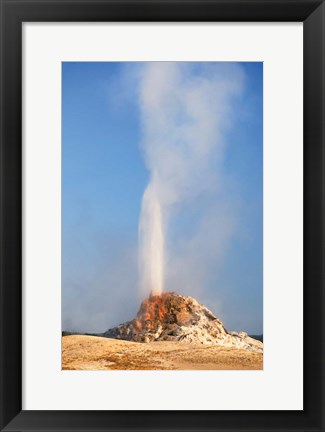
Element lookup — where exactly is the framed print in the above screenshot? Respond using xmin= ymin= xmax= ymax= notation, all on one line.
xmin=0 ymin=1 xmax=324 ymax=431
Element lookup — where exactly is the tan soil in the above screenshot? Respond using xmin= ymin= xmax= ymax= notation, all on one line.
xmin=62 ymin=335 xmax=263 ymax=370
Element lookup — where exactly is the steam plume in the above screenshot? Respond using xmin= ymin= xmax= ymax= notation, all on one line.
xmin=138 ymin=62 xmax=244 ymax=296
xmin=139 ymin=183 xmax=164 ymax=294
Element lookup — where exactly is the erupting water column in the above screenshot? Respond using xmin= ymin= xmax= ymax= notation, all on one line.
xmin=139 ymin=183 xmax=164 ymax=295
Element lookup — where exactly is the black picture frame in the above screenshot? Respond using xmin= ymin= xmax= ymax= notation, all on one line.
xmin=0 ymin=0 xmax=324 ymax=431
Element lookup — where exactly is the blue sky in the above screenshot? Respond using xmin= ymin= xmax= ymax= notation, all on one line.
xmin=62 ymin=62 xmax=263 ymax=334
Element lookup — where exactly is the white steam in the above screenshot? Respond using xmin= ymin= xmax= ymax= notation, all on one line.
xmin=138 ymin=62 xmax=244 ymax=296
xmin=139 ymin=183 xmax=164 ymax=294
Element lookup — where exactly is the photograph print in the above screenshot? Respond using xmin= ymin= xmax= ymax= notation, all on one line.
xmin=62 ymin=61 xmax=263 ymax=370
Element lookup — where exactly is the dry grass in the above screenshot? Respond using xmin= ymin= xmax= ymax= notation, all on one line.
xmin=62 ymin=335 xmax=263 ymax=370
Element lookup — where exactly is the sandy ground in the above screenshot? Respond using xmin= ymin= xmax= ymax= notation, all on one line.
xmin=62 ymin=335 xmax=263 ymax=370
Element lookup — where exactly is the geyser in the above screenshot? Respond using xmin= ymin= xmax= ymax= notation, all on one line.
xmin=138 ymin=62 xmax=244 ymax=297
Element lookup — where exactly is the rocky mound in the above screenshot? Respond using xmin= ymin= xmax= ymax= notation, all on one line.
xmin=101 ymin=292 xmax=262 ymax=352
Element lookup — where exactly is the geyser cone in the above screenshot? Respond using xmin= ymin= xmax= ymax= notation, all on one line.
xmin=102 ymin=292 xmax=263 ymax=352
